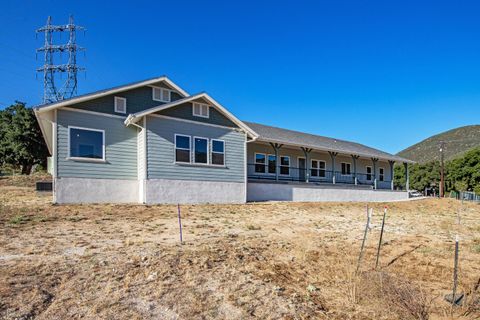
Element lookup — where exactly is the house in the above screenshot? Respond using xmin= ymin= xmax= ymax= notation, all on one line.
xmin=34 ymin=76 xmax=414 ymax=204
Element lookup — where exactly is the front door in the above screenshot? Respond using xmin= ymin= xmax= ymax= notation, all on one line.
xmin=298 ymin=157 xmax=306 ymax=182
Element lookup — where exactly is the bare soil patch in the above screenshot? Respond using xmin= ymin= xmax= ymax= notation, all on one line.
xmin=1 ymin=177 xmax=479 ymax=319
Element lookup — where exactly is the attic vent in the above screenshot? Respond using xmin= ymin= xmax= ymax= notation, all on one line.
xmin=114 ymin=96 xmax=126 ymax=114
xmin=192 ymin=102 xmax=209 ymax=118
xmin=152 ymin=87 xmax=171 ymax=102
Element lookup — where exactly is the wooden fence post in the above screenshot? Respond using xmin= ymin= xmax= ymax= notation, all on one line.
xmin=356 ymin=206 xmax=372 ymax=274
xmin=177 ymin=204 xmax=183 ymax=244
xmin=375 ymin=206 xmax=387 ymax=269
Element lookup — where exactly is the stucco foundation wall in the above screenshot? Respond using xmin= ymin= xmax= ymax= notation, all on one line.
xmin=55 ymin=177 xmax=139 ymax=204
xmin=146 ymin=179 xmax=246 ymax=204
xmin=247 ymin=182 xmax=408 ymax=202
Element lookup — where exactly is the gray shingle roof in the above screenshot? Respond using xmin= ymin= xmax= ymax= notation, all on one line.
xmin=244 ymin=121 xmax=414 ymax=163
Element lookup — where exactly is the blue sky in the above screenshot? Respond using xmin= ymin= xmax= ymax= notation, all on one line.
xmin=1 ymin=0 xmax=479 ymax=154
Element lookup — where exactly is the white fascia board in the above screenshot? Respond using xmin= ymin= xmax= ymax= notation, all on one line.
xmin=34 ymin=76 xmax=189 ymax=113
xmin=125 ymin=93 xmax=259 ymax=139
xmin=254 ymin=138 xmax=414 ymax=164
xmin=34 ymin=109 xmax=53 ymax=154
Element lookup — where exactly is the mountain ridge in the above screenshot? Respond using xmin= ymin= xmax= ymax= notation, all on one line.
xmin=396 ymin=125 xmax=480 ymax=163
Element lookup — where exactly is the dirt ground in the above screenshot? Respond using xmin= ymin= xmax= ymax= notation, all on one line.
xmin=1 ymin=176 xmax=479 ymax=319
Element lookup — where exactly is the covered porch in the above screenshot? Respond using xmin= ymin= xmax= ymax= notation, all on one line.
xmin=246 ymin=141 xmax=411 ymax=191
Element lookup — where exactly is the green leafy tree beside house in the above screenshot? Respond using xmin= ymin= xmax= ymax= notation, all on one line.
xmin=0 ymin=101 xmax=49 ymax=174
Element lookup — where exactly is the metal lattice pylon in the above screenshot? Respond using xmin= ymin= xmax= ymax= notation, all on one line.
xmin=36 ymin=15 xmax=85 ymax=103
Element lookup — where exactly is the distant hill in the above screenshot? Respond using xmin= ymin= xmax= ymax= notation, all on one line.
xmin=397 ymin=125 xmax=480 ymax=163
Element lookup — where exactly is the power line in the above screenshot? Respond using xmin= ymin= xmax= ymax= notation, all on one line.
xmin=36 ymin=15 xmax=86 ymax=103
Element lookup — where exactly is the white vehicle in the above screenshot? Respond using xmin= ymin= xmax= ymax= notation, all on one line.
xmin=409 ymin=190 xmax=423 ymax=197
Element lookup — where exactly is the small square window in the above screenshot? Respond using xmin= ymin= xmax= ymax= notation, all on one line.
xmin=69 ymin=127 xmax=104 ymax=160
xmin=114 ymin=97 xmax=126 ymax=114
xmin=192 ymin=102 xmax=209 ymax=118
xmin=153 ymin=87 xmax=171 ymax=102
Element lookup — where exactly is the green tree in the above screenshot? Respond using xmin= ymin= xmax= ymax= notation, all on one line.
xmin=446 ymin=147 xmax=480 ymax=192
xmin=0 ymin=101 xmax=49 ymax=174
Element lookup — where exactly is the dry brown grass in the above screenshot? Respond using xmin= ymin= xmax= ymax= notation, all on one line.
xmin=0 ymin=177 xmax=479 ymax=319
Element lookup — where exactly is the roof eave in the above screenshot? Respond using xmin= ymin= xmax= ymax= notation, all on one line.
xmin=34 ymin=76 xmax=189 ymax=113
xmin=126 ymin=93 xmax=259 ymax=139
xmin=254 ymin=137 xmax=414 ymax=164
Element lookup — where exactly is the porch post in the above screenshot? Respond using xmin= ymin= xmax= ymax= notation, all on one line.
xmin=329 ymin=151 xmax=338 ymax=184
xmin=371 ymin=158 xmax=378 ymax=190
xmin=388 ymin=160 xmax=395 ymax=190
xmin=351 ymin=155 xmax=359 ymax=185
xmin=404 ymin=162 xmax=409 ymax=191
xmin=301 ymin=147 xmax=312 ymax=183
xmin=270 ymin=143 xmax=283 ymax=182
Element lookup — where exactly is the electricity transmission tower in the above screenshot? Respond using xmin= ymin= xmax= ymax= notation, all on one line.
xmin=36 ymin=15 xmax=85 ymax=103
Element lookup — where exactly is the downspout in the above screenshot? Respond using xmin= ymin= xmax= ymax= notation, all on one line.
xmin=125 ymin=114 xmax=147 ymax=204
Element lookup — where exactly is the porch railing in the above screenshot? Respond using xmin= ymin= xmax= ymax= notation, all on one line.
xmin=247 ymin=163 xmax=393 ymax=189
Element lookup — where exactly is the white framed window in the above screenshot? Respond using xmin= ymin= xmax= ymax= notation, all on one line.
xmin=311 ymin=160 xmax=326 ymax=177
xmin=174 ymin=134 xmax=191 ymax=163
xmin=268 ymin=154 xmax=276 ymax=174
xmin=311 ymin=159 xmax=318 ymax=177
xmin=341 ymin=162 xmax=351 ymax=175
xmin=193 ymin=136 xmax=208 ymax=164
xmin=68 ymin=126 xmax=105 ymax=161
xmin=152 ymin=87 xmax=171 ymax=102
xmin=280 ymin=156 xmax=290 ymax=175
xmin=211 ymin=139 xmax=225 ymax=166
xmin=366 ymin=166 xmax=372 ymax=181
xmin=255 ymin=153 xmax=266 ymax=173
xmin=192 ymin=102 xmax=210 ymax=118
xmin=114 ymin=96 xmax=127 ymax=114
xmin=379 ymin=167 xmax=385 ymax=181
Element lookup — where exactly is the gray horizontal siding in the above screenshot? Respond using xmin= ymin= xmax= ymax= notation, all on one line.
xmin=147 ymin=116 xmax=245 ymax=183
xmin=57 ymin=109 xmax=138 ymax=179
xmin=69 ymin=82 xmax=183 ymax=116
xmin=156 ymin=101 xmax=237 ymax=128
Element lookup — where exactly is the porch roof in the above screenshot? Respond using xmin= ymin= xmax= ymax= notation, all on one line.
xmin=244 ymin=121 xmax=414 ymax=163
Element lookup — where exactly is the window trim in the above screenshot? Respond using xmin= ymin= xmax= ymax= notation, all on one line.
xmin=192 ymin=102 xmax=210 ymax=118
xmin=279 ymin=155 xmax=290 ymax=176
xmin=174 ymin=134 xmax=191 ymax=163
xmin=310 ymin=159 xmax=319 ymax=177
xmin=267 ymin=154 xmax=277 ymax=174
xmin=319 ymin=160 xmax=326 ymax=177
xmin=67 ymin=125 xmax=106 ymax=161
xmin=254 ymin=152 xmax=266 ymax=173
xmin=114 ymin=96 xmax=127 ymax=114
xmin=311 ymin=159 xmax=327 ymax=178
xmin=366 ymin=165 xmax=373 ymax=181
xmin=193 ymin=136 xmax=209 ymax=164
xmin=341 ymin=162 xmax=352 ymax=176
xmin=210 ymin=139 xmax=225 ymax=166
xmin=379 ymin=167 xmax=385 ymax=182
xmin=152 ymin=86 xmax=172 ymax=102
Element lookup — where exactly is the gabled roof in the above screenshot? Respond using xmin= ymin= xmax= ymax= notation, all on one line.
xmin=125 ymin=93 xmax=259 ymax=139
xmin=33 ymin=76 xmax=189 ymax=112
xmin=244 ymin=121 xmax=415 ymax=163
